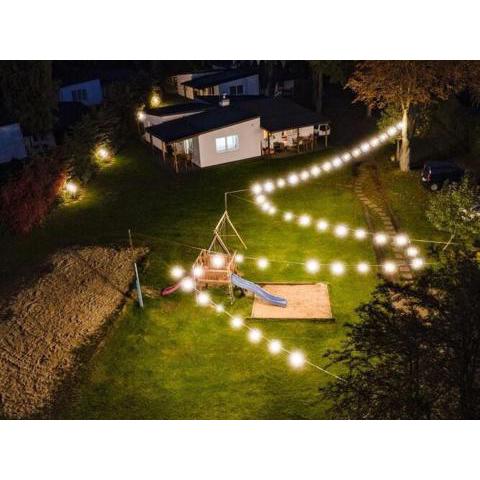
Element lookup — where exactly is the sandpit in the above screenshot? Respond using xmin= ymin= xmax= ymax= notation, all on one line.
xmin=0 ymin=246 xmax=147 ymax=419
xmin=250 ymin=283 xmax=333 ymax=320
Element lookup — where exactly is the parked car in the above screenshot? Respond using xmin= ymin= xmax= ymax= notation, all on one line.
xmin=421 ymin=161 xmax=465 ymax=191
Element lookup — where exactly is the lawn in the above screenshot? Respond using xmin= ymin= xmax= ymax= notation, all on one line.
xmin=0 ymin=141 xmax=438 ymax=419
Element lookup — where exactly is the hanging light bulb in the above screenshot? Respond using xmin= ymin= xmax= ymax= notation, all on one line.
xmin=311 ymin=165 xmax=321 ymax=176
xmin=215 ymin=304 xmax=225 ymax=313
xmin=406 ymin=246 xmax=419 ymax=258
xmin=230 ymin=316 xmax=244 ymax=329
xmin=298 ymin=214 xmax=311 ymax=227
xmin=252 ymin=183 xmax=262 ymax=195
xmin=323 ymin=161 xmax=332 ymax=172
xmin=263 ymin=181 xmax=275 ymax=193
xmin=288 ymin=350 xmax=306 ymax=369
xmin=387 ymin=126 xmax=398 ymax=136
xmin=379 ymin=133 xmax=388 ymax=142
xmin=374 ymin=233 xmax=388 ymax=246
xmin=261 ymin=202 xmax=271 ymax=212
xmin=211 ymin=254 xmax=225 ymax=268
xmin=360 ymin=142 xmax=370 ymax=153
xmin=255 ymin=194 xmax=266 ymax=205
xmin=300 ymin=170 xmax=310 ymax=181
xmin=248 ymin=328 xmax=262 ymax=343
xmin=268 ymin=206 xmax=277 ymax=215
xmin=180 ymin=276 xmax=195 ymax=292
xmin=332 ymin=157 xmax=342 ymax=168
xmin=357 ymin=262 xmax=370 ymax=274
xmin=411 ymin=257 xmax=425 ymax=270
xmin=268 ymin=339 xmax=282 ymax=354
xmin=235 ymin=253 xmax=244 ymax=263
xmin=394 ymin=234 xmax=409 ymax=247
xmin=396 ymin=120 xmax=404 ymax=130
xmin=277 ymin=178 xmax=286 ymax=188
xmin=257 ymin=258 xmax=269 ymax=270
xmin=196 ymin=291 xmax=210 ymax=306
xmin=352 ymin=148 xmax=361 ymax=157
xmin=305 ymin=259 xmax=320 ymax=274
xmin=330 ymin=261 xmax=345 ymax=276
xmin=383 ymin=261 xmax=397 ymax=274
xmin=370 ymin=137 xmax=379 ymax=147
xmin=354 ymin=228 xmax=367 ymax=240
xmin=288 ymin=173 xmax=299 ymax=185
xmin=137 ymin=110 xmax=146 ymax=121
xmin=342 ymin=153 xmax=352 ymax=162
xmin=283 ymin=211 xmax=294 ymax=222
xmin=170 ymin=265 xmax=185 ymax=280
xmin=334 ymin=224 xmax=349 ymax=238
xmin=316 ymin=219 xmax=329 ymax=232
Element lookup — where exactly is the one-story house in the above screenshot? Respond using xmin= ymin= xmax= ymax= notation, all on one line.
xmin=142 ymin=96 xmax=329 ymax=169
xmin=58 ymin=78 xmax=103 ymax=106
xmin=0 ymin=123 xmax=27 ymax=164
xmin=177 ymin=69 xmax=260 ymax=99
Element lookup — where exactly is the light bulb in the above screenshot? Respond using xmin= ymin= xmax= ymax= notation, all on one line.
xmin=316 ymin=219 xmax=329 ymax=232
xmin=288 ymin=173 xmax=299 ymax=185
xmin=311 ymin=165 xmax=321 ymax=176
xmin=383 ymin=261 xmax=397 ymax=274
xmin=211 ymin=254 xmax=225 ymax=268
xmin=354 ymin=228 xmax=367 ymax=240
xmin=406 ymin=246 xmax=419 ymax=258
xmin=268 ymin=206 xmax=277 ymax=215
xmin=235 ymin=253 xmax=244 ymax=263
xmin=264 ymin=181 xmax=275 ymax=193
xmin=298 ymin=215 xmax=311 ymax=227
xmin=277 ymin=178 xmax=286 ymax=188
xmin=137 ymin=111 xmax=146 ymax=121
xmin=352 ymin=148 xmax=361 ymax=157
xmin=330 ymin=261 xmax=345 ymax=276
xmin=196 ymin=291 xmax=210 ymax=306
xmin=332 ymin=157 xmax=342 ymax=168
xmin=192 ymin=265 xmax=204 ymax=278
xmin=411 ymin=257 xmax=425 ymax=270
xmin=170 ymin=265 xmax=185 ymax=280
xmin=305 ymin=259 xmax=320 ymax=274
xmin=357 ymin=262 xmax=370 ymax=274
xmin=230 ymin=316 xmax=244 ymax=329
xmin=394 ymin=234 xmax=409 ymax=247
xmin=300 ymin=170 xmax=310 ymax=181
xmin=252 ymin=183 xmax=262 ymax=195
xmin=248 ymin=328 xmax=262 ymax=343
xmin=215 ymin=304 xmax=225 ymax=313
xmin=180 ymin=277 xmax=195 ymax=292
xmin=268 ymin=339 xmax=282 ymax=354
xmin=374 ymin=233 xmax=388 ymax=246
xmin=255 ymin=194 xmax=266 ymax=205
xmin=323 ymin=161 xmax=332 ymax=172
xmin=283 ymin=212 xmax=294 ymax=222
xmin=360 ymin=142 xmax=370 ymax=153
xmin=334 ymin=224 xmax=348 ymax=238
xmin=342 ymin=153 xmax=352 ymax=162
xmin=65 ymin=181 xmax=78 ymax=195
xmin=289 ymin=350 xmax=305 ymax=369
xmin=257 ymin=258 xmax=269 ymax=270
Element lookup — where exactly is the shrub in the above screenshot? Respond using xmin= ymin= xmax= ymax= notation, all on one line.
xmin=0 ymin=155 xmax=66 ymax=235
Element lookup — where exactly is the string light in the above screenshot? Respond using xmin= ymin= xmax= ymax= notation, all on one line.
xmin=411 ymin=257 xmax=425 ymax=270
xmin=394 ymin=234 xmax=409 ymax=247
xmin=264 ymin=181 xmax=275 ymax=193
xmin=268 ymin=206 xmax=277 ymax=215
xmin=283 ymin=212 xmax=294 ymax=222
xmin=261 ymin=202 xmax=270 ymax=212
xmin=406 ymin=246 xmax=419 ymax=257
xmin=268 ymin=339 xmax=282 ymax=354
xmin=277 ymin=178 xmax=286 ymax=188
xmin=180 ymin=277 xmax=195 ymax=292
xmin=316 ymin=219 xmax=329 ymax=232
xmin=374 ymin=233 xmax=388 ymax=246
xmin=354 ymin=228 xmax=367 ymax=240
xmin=230 ymin=316 xmax=244 ymax=329
xmin=352 ymin=148 xmax=361 ymax=157
xmin=255 ymin=194 xmax=266 ymax=205
xmin=257 ymin=257 xmax=269 ymax=269
xmin=300 ymin=170 xmax=310 ymax=181
xmin=96 ymin=146 xmax=110 ymax=160
xmin=137 ymin=110 xmax=146 ymax=121
xmin=311 ymin=165 xmax=321 ymax=176
xmin=357 ymin=262 xmax=370 ymax=274
xmin=288 ymin=173 xmax=299 ymax=185
xmin=383 ymin=261 xmax=397 ymax=274
xmin=323 ymin=161 xmax=332 ymax=172
xmin=289 ymin=351 xmax=306 ymax=369
xmin=298 ymin=214 xmax=311 ymax=227
xmin=332 ymin=157 xmax=342 ymax=168
xmin=170 ymin=265 xmax=185 ymax=280
xmin=342 ymin=153 xmax=352 ymax=162
xmin=248 ymin=328 xmax=262 ymax=343
xmin=305 ymin=259 xmax=320 ymax=274
xmin=235 ymin=253 xmax=244 ymax=263
xmin=65 ymin=180 xmax=78 ymax=196
xmin=360 ymin=142 xmax=370 ymax=153
xmin=334 ymin=224 xmax=348 ymax=238
xmin=330 ymin=261 xmax=345 ymax=276
xmin=215 ymin=304 xmax=225 ymax=313
xmin=196 ymin=291 xmax=210 ymax=306
xmin=252 ymin=183 xmax=262 ymax=195
xmin=211 ymin=254 xmax=225 ymax=268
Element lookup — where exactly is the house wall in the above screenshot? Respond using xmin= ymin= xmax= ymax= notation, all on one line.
xmin=174 ymin=72 xmax=214 ymax=98
xmin=0 ymin=123 xmax=27 ymax=164
xmin=217 ymin=74 xmax=260 ymax=96
xmin=196 ymin=117 xmax=262 ymax=168
xmin=58 ymin=79 xmax=103 ymax=106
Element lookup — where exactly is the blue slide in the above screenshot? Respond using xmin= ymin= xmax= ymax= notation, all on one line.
xmin=231 ymin=273 xmax=288 ymax=308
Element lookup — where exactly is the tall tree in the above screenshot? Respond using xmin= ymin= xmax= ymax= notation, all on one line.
xmin=309 ymin=61 xmax=351 ymax=112
xmin=0 ymin=61 xmax=57 ymax=133
xmin=320 ymin=248 xmax=480 ymax=419
xmin=346 ymin=61 xmax=472 ymax=171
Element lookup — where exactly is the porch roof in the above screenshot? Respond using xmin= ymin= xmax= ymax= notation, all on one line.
xmin=181 ymin=69 xmax=257 ymax=89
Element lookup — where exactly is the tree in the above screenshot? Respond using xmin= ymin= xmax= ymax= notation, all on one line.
xmin=0 ymin=61 xmax=57 ymax=134
xmin=320 ymin=249 xmax=480 ymax=419
xmin=346 ymin=61 xmax=474 ymax=171
xmin=309 ymin=61 xmax=351 ymax=112
xmin=426 ymin=175 xmax=480 ymax=248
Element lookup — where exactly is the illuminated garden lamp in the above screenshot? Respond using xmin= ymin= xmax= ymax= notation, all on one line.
xmin=322 ymin=161 xmax=332 ymax=172
xmin=65 ymin=180 xmax=79 ymax=197
xmin=137 ymin=110 xmax=146 ymax=122
xmin=342 ymin=153 xmax=352 ymax=162
xmin=150 ymin=93 xmax=161 ymax=108
xmin=96 ymin=146 xmax=110 ymax=160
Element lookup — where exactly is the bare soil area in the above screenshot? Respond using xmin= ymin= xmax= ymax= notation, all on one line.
xmin=0 ymin=246 xmax=147 ymax=419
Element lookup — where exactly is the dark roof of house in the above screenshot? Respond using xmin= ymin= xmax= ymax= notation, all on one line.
xmin=145 ymin=101 xmax=212 ymax=117
xmin=181 ymin=69 xmax=258 ymax=89
xmin=146 ymin=107 xmax=258 ymax=143
xmin=200 ymin=96 xmax=329 ymax=132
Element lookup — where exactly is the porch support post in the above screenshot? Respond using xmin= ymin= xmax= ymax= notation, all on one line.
xmin=297 ymin=128 xmax=300 ymax=153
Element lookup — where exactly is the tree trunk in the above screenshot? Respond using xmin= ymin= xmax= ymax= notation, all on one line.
xmin=399 ymin=108 xmax=410 ymax=172
xmin=313 ymin=71 xmax=323 ymax=112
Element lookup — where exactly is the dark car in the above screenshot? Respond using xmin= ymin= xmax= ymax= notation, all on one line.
xmin=421 ymin=161 xmax=464 ymax=191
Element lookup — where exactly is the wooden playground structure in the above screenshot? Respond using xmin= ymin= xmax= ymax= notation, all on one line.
xmin=192 ymin=211 xmax=246 ymax=300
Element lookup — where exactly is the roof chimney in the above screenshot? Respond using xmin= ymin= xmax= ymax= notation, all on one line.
xmin=219 ymin=94 xmax=230 ymax=107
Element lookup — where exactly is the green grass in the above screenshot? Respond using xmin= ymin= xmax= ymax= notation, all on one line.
xmin=0 ymin=142 xmax=434 ymax=419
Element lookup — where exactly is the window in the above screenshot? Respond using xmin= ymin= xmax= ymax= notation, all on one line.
xmin=229 ymin=85 xmax=244 ymax=95
xmin=215 ymin=134 xmax=239 ymax=153
xmin=72 ymin=88 xmax=88 ymax=102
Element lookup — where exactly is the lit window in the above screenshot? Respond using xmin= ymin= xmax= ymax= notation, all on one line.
xmin=216 ymin=135 xmax=239 ymax=153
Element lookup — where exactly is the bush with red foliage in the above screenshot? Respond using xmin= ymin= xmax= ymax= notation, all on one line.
xmin=0 ymin=155 xmax=66 ymax=235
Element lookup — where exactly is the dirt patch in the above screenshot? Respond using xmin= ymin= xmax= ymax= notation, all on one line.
xmin=251 ymin=283 xmax=333 ymax=320
xmin=0 ymin=246 xmax=147 ymax=419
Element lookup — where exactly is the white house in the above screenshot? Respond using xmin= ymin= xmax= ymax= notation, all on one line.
xmin=58 ymin=78 xmax=103 ymax=106
xmin=177 ymin=69 xmax=260 ymax=99
xmin=142 ymin=96 xmax=330 ymax=170
xmin=0 ymin=123 xmax=27 ymax=164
